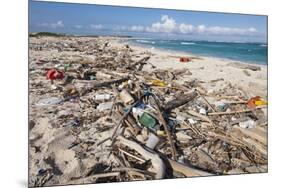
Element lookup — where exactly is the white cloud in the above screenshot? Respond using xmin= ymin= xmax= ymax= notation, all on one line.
xmin=74 ymin=25 xmax=83 ymax=29
xmin=205 ymin=26 xmax=258 ymax=36
xmin=90 ymin=24 xmax=103 ymax=30
xmin=39 ymin=20 xmax=64 ymax=29
xmin=114 ymin=15 xmax=259 ymax=37
xmin=197 ymin=25 xmax=206 ymax=34
xmin=130 ymin=25 xmax=144 ymax=32
xmin=146 ymin=15 xmax=177 ymax=33
xmin=179 ymin=23 xmax=194 ymax=34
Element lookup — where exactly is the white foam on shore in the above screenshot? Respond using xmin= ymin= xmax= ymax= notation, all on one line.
xmin=136 ymin=39 xmax=155 ymax=44
xmin=181 ymin=42 xmax=196 ymax=45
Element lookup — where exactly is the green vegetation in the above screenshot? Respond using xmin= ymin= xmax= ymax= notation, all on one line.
xmin=29 ymin=32 xmax=66 ymax=37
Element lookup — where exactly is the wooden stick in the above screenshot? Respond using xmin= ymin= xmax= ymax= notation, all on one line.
xmin=182 ymin=121 xmax=205 ymax=138
xmin=112 ymin=167 xmax=156 ymax=177
xmin=116 ymin=104 xmax=141 ymax=135
xmin=224 ymin=101 xmax=247 ymax=104
xmin=93 ymin=77 xmax=129 ymax=88
xmin=72 ymin=172 xmax=120 ymax=183
xmin=195 ymin=89 xmax=216 ymax=112
xmin=208 ymin=106 xmax=266 ymax=116
xmin=130 ymin=56 xmax=150 ymax=69
xmin=116 ymin=136 xmax=166 ymax=179
xmin=151 ymin=94 xmax=177 ymax=160
xmin=187 ymin=110 xmax=216 ymax=129
xmin=164 ymin=92 xmax=197 ymax=111
xmin=111 ymin=96 xmax=144 ymax=139
xmin=168 ymin=159 xmax=213 ymax=177
xmin=118 ymin=148 xmax=146 ymax=163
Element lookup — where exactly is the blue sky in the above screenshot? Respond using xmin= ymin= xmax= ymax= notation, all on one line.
xmin=29 ymin=1 xmax=267 ymax=42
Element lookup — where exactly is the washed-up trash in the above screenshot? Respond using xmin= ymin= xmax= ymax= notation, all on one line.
xmin=188 ymin=118 xmax=197 ymax=125
xmin=65 ymin=119 xmax=80 ymax=127
xmin=97 ymin=102 xmax=113 ymax=111
xmin=118 ymin=81 xmax=131 ymax=90
xmin=64 ymin=63 xmax=70 ymax=71
xmin=179 ymin=57 xmax=191 ymax=63
xmin=36 ymin=97 xmax=63 ymax=106
xmin=37 ymin=59 xmax=48 ymax=64
xmin=168 ymin=119 xmax=176 ymax=129
xmin=176 ymin=132 xmax=193 ymax=141
xmin=119 ymin=89 xmax=134 ymax=104
xmin=247 ymin=96 xmax=267 ymax=108
xmin=96 ymin=72 xmax=112 ymax=79
xmin=83 ymin=71 xmax=96 ymax=80
xmin=46 ymin=69 xmax=65 ymax=80
xmin=63 ymin=86 xmax=79 ymax=99
xmin=239 ymin=119 xmax=257 ymax=129
xmin=156 ymin=130 xmax=166 ymax=136
xmin=132 ymin=107 xmax=144 ymax=120
xmin=38 ymin=169 xmax=47 ymax=176
xmin=199 ymin=108 xmax=207 ymax=115
xmin=50 ymin=84 xmax=57 ymax=90
xmin=145 ymin=133 xmax=160 ymax=149
xmin=150 ymin=79 xmax=167 ymax=87
xmin=214 ymin=101 xmax=228 ymax=112
xmin=135 ymin=102 xmax=146 ymax=109
xmin=176 ymin=114 xmax=186 ymax=122
xmin=95 ymin=94 xmax=111 ymax=101
xmin=139 ymin=112 xmax=157 ymax=129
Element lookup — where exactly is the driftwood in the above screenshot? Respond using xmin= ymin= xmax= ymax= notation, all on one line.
xmin=116 ymin=104 xmax=141 ymax=135
xmin=164 ymin=92 xmax=197 ymax=111
xmin=208 ymin=106 xmax=266 ymax=116
xmin=112 ymin=167 xmax=156 ymax=177
xmin=116 ymin=136 xmax=166 ymax=179
xmin=233 ymin=126 xmax=267 ymax=145
xmin=195 ymin=89 xmax=216 ymax=112
xmin=118 ymin=148 xmax=146 ymax=163
xmin=151 ymin=94 xmax=178 ymax=160
xmin=168 ymin=159 xmax=213 ymax=177
xmin=228 ymin=62 xmax=262 ymax=71
xmin=131 ymin=56 xmax=150 ymax=70
xmin=70 ymin=172 xmax=120 ymax=184
xmin=111 ymin=96 xmax=145 ymax=139
xmin=93 ymin=77 xmax=130 ymax=89
xmin=187 ymin=110 xmax=212 ymax=123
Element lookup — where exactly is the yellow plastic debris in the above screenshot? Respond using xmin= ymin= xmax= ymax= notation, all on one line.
xmin=255 ymin=100 xmax=267 ymax=106
xmin=150 ymin=79 xmax=167 ymax=87
xmin=156 ymin=130 xmax=166 ymax=136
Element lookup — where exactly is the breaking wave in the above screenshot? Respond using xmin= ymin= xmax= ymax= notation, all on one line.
xmin=136 ymin=40 xmax=155 ymax=44
xmin=181 ymin=42 xmax=196 ymax=45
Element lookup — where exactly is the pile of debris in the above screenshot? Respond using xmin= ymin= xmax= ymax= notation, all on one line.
xmin=29 ymin=36 xmax=267 ymax=187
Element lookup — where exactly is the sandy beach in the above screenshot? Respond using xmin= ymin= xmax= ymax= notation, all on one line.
xmin=29 ymin=35 xmax=267 ymax=187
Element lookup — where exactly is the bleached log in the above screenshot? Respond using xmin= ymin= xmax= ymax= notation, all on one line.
xmin=116 ymin=136 xmax=166 ymax=179
xmin=168 ymin=159 xmax=213 ymax=177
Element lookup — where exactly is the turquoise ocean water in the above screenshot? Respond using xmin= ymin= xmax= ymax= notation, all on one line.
xmin=128 ymin=38 xmax=267 ymax=65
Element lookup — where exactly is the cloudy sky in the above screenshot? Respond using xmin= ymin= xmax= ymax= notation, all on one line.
xmin=29 ymin=1 xmax=267 ymax=42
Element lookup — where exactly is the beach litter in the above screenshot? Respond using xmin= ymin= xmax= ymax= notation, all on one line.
xmin=46 ymin=69 xmax=65 ymax=80
xmin=36 ymin=97 xmax=63 ymax=106
xmin=247 ymin=96 xmax=267 ymax=108
xmin=179 ymin=57 xmax=191 ymax=63
xmin=29 ymin=35 xmax=268 ymax=187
